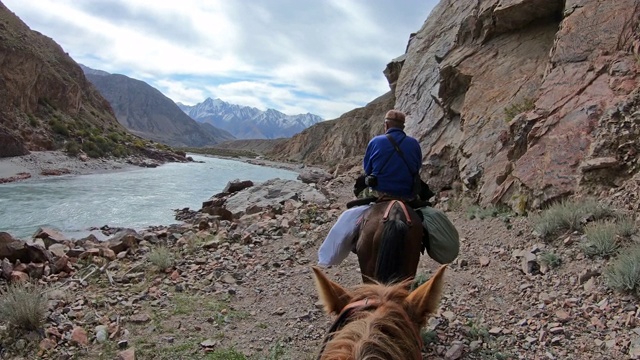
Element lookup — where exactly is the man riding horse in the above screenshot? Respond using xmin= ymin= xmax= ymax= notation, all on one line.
xmin=317 ymin=109 xmax=459 ymax=277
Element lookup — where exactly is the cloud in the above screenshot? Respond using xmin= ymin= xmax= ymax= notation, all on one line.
xmin=3 ymin=0 xmax=438 ymax=119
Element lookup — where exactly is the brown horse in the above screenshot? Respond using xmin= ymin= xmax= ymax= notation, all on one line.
xmin=356 ymin=199 xmax=423 ymax=284
xmin=312 ymin=265 xmax=446 ymax=360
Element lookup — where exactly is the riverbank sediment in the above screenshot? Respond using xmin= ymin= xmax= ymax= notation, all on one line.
xmin=0 ymin=151 xmax=138 ymax=183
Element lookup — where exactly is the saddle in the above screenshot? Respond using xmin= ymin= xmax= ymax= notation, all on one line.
xmin=348 ymin=196 xmax=431 ymax=256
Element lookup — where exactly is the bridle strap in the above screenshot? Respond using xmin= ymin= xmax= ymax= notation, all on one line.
xmin=382 ymin=200 xmax=413 ymax=226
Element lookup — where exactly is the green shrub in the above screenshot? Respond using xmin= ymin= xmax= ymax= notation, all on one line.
xmin=82 ymin=140 xmax=104 ymax=158
xmin=148 ymin=246 xmax=174 ymax=272
xmin=64 ymin=141 xmax=81 ymax=156
xmin=539 ymin=251 xmax=562 ymax=268
xmin=51 ymin=120 xmax=69 ymax=136
xmin=582 ymin=221 xmax=619 ymax=257
xmin=267 ymin=341 xmax=287 ymax=360
xmin=28 ymin=116 xmax=38 ymax=127
xmin=411 ymin=273 xmax=429 ymax=290
xmin=533 ymin=198 xmax=614 ymax=239
xmin=421 ymin=329 xmax=438 ymax=346
xmin=107 ymin=132 xmax=122 ymax=143
xmin=0 ymin=283 xmax=48 ymax=330
xmin=605 ymin=245 xmax=640 ymax=296
xmin=504 ymin=97 xmax=535 ymax=122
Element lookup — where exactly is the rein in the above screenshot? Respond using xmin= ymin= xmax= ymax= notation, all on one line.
xmin=382 ymin=199 xmax=413 ymax=226
xmin=316 ymin=298 xmax=424 ymax=360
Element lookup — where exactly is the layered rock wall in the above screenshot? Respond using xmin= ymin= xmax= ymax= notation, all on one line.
xmin=273 ymin=0 xmax=640 ymax=209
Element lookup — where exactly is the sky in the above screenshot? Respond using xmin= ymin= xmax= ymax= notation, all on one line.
xmin=3 ymin=0 xmax=439 ymax=120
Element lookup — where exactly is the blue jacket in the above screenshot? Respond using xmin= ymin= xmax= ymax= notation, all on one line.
xmin=363 ymin=128 xmax=422 ymax=198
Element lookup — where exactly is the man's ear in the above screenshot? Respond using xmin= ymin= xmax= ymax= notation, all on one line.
xmin=312 ymin=266 xmax=352 ymax=315
xmin=405 ymin=265 xmax=446 ymax=325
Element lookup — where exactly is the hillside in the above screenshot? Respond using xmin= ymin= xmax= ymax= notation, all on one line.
xmin=0 ymin=2 xmax=160 ymax=160
xmin=82 ymin=67 xmax=235 ymax=148
xmin=268 ymin=0 xmax=640 ymax=212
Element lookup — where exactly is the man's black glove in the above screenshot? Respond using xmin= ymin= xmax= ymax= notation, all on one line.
xmin=354 ymin=174 xmax=367 ymax=197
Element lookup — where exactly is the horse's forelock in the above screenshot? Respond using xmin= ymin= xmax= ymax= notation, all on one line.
xmin=320 ymin=293 xmax=422 ymax=360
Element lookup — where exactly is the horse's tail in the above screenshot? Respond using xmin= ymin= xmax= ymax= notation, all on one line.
xmin=375 ymin=205 xmax=409 ymax=284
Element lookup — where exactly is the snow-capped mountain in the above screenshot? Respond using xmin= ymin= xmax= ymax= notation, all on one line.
xmin=177 ymin=98 xmax=323 ymax=139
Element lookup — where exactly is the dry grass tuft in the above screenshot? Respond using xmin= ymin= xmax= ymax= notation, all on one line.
xmin=147 ymin=246 xmax=174 ymax=272
xmin=0 ymin=282 xmax=48 ymax=330
xmin=581 ymin=221 xmax=619 ymax=258
xmin=532 ymin=198 xmax=614 ymax=239
xmin=605 ymin=245 xmax=640 ymax=296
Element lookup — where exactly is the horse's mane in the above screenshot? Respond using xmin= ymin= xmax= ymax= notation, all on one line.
xmin=320 ymin=280 xmax=422 ymax=360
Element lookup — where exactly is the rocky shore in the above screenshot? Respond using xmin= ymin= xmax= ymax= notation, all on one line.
xmin=0 ymin=168 xmax=639 ymax=359
xmin=0 ymin=150 xmax=192 ymax=184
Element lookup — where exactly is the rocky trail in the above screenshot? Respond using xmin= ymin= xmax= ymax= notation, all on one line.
xmin=0 ymin=171 xmax=639 ymax=360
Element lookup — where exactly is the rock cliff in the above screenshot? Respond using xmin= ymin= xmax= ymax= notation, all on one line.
xmin=270 ymin=0 xmax=640 ymax=209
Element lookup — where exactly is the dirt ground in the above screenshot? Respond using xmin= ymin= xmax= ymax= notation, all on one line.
xmin=1 ymin=169 xmax=638 ymax=360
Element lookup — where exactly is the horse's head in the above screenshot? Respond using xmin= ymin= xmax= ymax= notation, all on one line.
xmin=312 ymin=265 xmax=446 ymax=360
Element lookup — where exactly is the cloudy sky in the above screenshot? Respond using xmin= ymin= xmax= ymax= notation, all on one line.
xmin=4 ymin=0 xmax=438 ymax=119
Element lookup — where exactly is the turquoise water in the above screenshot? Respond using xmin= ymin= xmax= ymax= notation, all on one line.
xmin=0 ymin=154 xmax=299 ymax=239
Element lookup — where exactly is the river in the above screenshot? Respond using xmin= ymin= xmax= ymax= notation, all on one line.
xmin=0 ymin=155 xmax=299 ymax=239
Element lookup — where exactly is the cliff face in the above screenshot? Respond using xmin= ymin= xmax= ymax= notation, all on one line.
xmin=271 ymin=0 xmax=640 ymax=209
xmin=0 ymin=2 xmax=129 ymax=157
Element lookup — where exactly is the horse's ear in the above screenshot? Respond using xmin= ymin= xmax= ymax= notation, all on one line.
xmin=406 ymin=265 xmax=446 ymax=324
xmin=311 ymin=266 xmax=352 ymax=315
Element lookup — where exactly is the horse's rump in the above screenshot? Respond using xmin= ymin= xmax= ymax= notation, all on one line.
xmin=357 ymin=200 xmax=423 ymax=284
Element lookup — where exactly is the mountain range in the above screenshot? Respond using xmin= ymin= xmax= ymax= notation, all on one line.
xmin=178 ymin=98 xmax=323 ymax=139
xmin=80 ymin=65 xmax=234 ymax=147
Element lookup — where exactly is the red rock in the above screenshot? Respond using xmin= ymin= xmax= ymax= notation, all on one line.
xmin=10 ymin=270 xmax=29 ymax=282
xmin=39 ymin=338 xmax=57 ymax=351
xmin=118 ymin=348 xmax=136 ymax=360
xmin=170 ymin=270 xmax=180 ymax=281
xmin=100 ymin=248 xmax=116 ymax=261
xmin=71 ymin=326 xmax=88 ymax=346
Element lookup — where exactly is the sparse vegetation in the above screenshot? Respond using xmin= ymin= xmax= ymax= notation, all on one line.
xmin=421 ymin=329 xmax=438 ymax=346
xmin=605 ymin=244 xmax=640 ymax=296
xmin=411 ymin=272 xmax=429 ymax=290
xmin=465 ymin=319 xmax=489 ymax=340
xmin=466 ymin=204 xmax=511 ymax=220
xmin=504 ymin=97 xmax=535 ymax=122
xmin=532 ymin=198 xmax=614 ymax=239
xmin=148 ymin=246 xmax=174 ymax=271
xmin=615 ymin=215 xmax=637 ymax=238
xmin=206 ymin=347 xmax=247 ymax=360
xmin=64 ymin=141 xmax=81 ymax=156
xmin=581 ymin=221 xmax=619 ymax=258
xmin=267 ymin=341 xmax=287 ymax=360
xmin=539 ymin=251 xmax=562 ymax=268
xmin=28 ymin=115 xmax=38 ymax=127
xmin=0 ymin=282 xmax=48 ymax=330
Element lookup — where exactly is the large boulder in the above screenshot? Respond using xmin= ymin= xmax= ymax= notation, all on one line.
xmin=0 ymin=129 xmax=29 ymax=158
xmin=0 ymin=232 xmax=28 ymax=263
xmin=223 ymin=179 xmax=329 ymax=217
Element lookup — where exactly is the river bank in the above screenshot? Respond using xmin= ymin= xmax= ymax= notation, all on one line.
xmin=0 ymin=151 xmax=140 ymax=184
